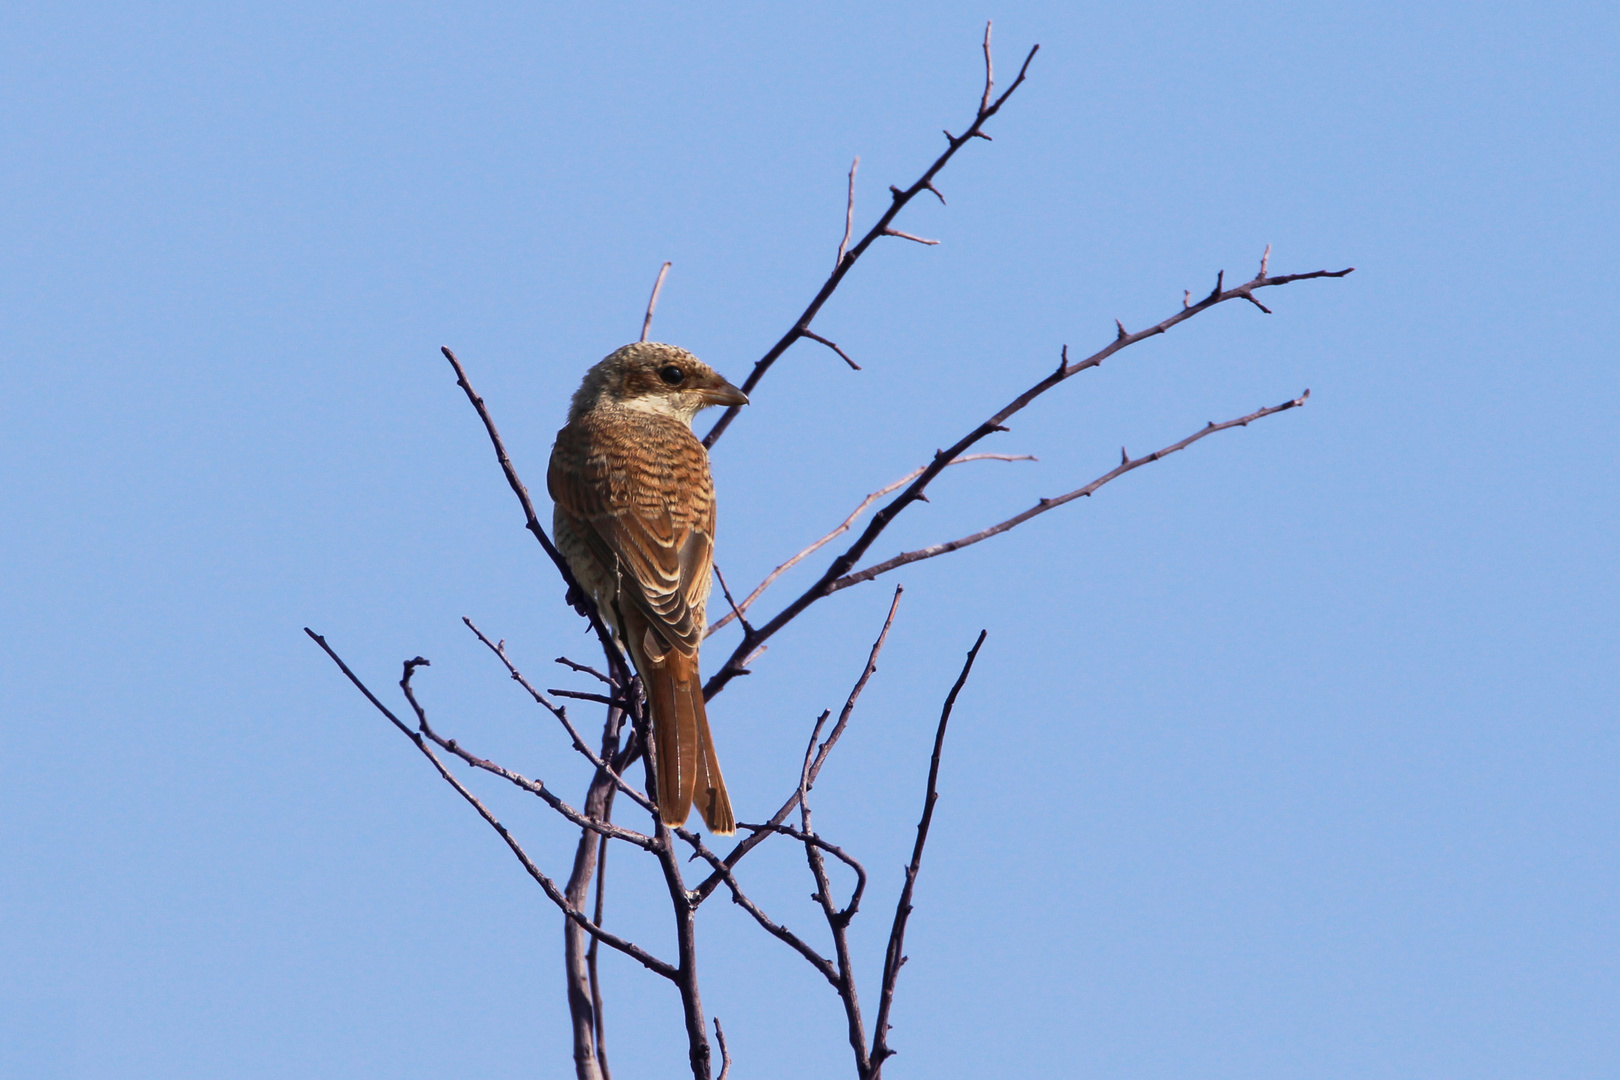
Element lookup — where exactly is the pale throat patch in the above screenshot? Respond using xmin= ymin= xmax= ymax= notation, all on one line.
xmin=616 ymin=392 xmax=702 ymax=423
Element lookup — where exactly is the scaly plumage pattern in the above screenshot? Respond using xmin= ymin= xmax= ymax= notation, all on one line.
xmin=548 ymin=342 xmax=746 ymax=834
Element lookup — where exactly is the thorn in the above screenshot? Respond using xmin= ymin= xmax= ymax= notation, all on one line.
xmin=970 ymin=130 xmax=992 ymax=141
xmin=889 ymin=184 xmax=903 ymax=198
xmin=1259 ymin=243 xmax=1271 ymax=277
xmin=1055 ymin=343 xmax=1069 ymax=375
xmin=1183 ymin=289 xmax=1191 ymax=309
xmin=943 ymin=128 xmax=956 ymax=143
xmin=924 ymin=180 xmax=946 ymax=205
xmin=1205 ymin=270 xmax=1225 ymax=303
xmin=1120 ymin=446 xmax=1129 ymax=464
xmin=917 ymin=493 xmax=930 ymax=503
xmin=989 ymin=423 xmax=1010 ymax=433
xmin=1115 ymin=319 xmax=1127 ymax=340
xmin=1241 ymin=291 xmax=1274 ymax=314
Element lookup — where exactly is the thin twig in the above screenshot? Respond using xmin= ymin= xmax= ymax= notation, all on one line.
xmin=692 ymin=587 xmax=903 ymax=904
xmin=713 ymin=1018 xmax=731 ymax=1080
xmin=829 ymin=390 xmax=1313 ymax=592
xmin=871 ymin=630 xmax=987 ymax=1075
xmin=556 ymin=655 xmax=617 ymax=687
xmin=702 ymin=260 xmax=1352 ymax=700
xmin=464 ymin=618 xmax=655 ymax=816
xmin=641 ymin=261 xmax=672 ymax=343
xmin=800 ymin=328 xmax=861 ymax=371
xmin=711 ymin=564 xmax=753 ymax=637
xmin=303 ymin=630 xmax=677 ymax=980
xmin=702 ymin=32 xmax=1041 ymax=449
xmin=798 ymin=713 xmax=874 ymax=1077
xmin=440 ymin=347 xmax=631 ymax=687
xmin=836 ymin=157 xmax=859 ymax=270
xmin=705 ymin=459 xmax=1031 ymax=638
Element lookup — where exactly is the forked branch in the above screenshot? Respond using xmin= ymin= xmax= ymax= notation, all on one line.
xmin=702 ymin=260 xmax=1352 ymax=699
xmin=701 ymin=30 xmax=1040 ymax=449
xmin=830 ymin=390 xmax=1313 ymax=592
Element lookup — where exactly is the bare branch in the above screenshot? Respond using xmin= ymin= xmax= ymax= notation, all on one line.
xmin=882 ymin=227 xmax=939 ymax=246
xmin=702 ymin=39 xmax=1042 ymax=449
xmin=679 ymin=828 xmax=839 ymax=986
xmin=641 ymin=261 xmax=672 ymax=343
xmin=440 ymin=347 xmax=631 ymax=688
xmin=836 ymin=157 xmax=859 ymax=270
xmin=702 ymin=264 xmax=1351 ymax=700
xmin=555 ymin=655 xmax=617 ymax=687
xmin=711 ymin=564 xmax=754 ymax=638
xmin=871 ymin=630 xmax=987 ymax=1074
xmin=705 ymin=458 xmax=1031 ymax=639
xmin=980 ymin=21 xmax=995 ymax=114
xmin=829 ymin=390 xmax=1312 ymax=592
xmin=303 ymin=629 xmax=677 ymax=981
xmin=464 ymin=618 xmax=656 ymax=817
xmin=693 ymin=586 xmax=903 ymax=904
xmin=713 ymin=1018 xmax=731 ymax=1080
xmin=800 ymin=328 xmax=861 ymax=371
xmin=798 ymin=713 xmax=873 ymax=1078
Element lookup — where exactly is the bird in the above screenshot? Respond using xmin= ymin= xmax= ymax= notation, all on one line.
xmin=547 ymin=341 xmax=747 ymax=834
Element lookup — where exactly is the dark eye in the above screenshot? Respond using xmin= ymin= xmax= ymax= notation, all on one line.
xmin=658 ymin=365 xmax=685 ymax=386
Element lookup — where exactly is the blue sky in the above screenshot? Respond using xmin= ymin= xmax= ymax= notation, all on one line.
xmin=2 ymin=2 xmax=1616 ymax=1077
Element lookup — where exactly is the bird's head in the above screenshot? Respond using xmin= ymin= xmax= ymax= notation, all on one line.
xmin=569 ymin=342 xmax=749 ymax=424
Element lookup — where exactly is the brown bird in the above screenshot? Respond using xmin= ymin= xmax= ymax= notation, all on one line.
xmin=547 ymin=342 xmax=747 ymax=834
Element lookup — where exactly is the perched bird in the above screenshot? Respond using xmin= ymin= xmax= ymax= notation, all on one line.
xmin=547 ymin=342 xmax=747 ymax=834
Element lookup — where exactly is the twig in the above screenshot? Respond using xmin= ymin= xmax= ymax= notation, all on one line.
xmin=702 ymin=31 xmax=1041 ymax=449
xmin=702 ymin=261 xmax=1352 ymax=700
xmin=871 ymin=630 xmax=987 ymax=1075
xmin=587 ymin=829 xmax=612 ymax=1080
xmin=798 ymin=713 xmax=873 ymax=1077
xmin=464 ymin=618 xmax=655 ymax=816
xmin=641 ymin=261 xmax=672 ymax=342
xmin=711 ymin=564 xmax=753 ymax=637
xmin=801 ymin=328 xmax=861 ymax=371
xmin=829 ymin=390 xmax=1312 ymax=592
xmin=440 ymin=347 xmax=631 ymax=688
xmin=692 ymin=587 xmax=903 ymax=904
xmin=713 ymin=1018 xmax=731 ymax=1080
xmin=556 ymin=655 xmax=617 ymax=687
xmin=836 ymin=157 xmax=859 ymax=269
xmin=303 ymin=629 xmax=676 ymax=980
xmin=705 ymin=458 xmax=1031 ymax=638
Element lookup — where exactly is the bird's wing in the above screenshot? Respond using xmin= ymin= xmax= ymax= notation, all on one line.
xmin=547 ymin=422 xmax=713 ymax=654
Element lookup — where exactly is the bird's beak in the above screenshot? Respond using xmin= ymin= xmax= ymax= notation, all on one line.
xmin=699 ymin=380 xmax=749 ymax=407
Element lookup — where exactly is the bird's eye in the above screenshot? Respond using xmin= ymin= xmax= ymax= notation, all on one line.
xmin=658 ymin=365 xmax=685 ymax=386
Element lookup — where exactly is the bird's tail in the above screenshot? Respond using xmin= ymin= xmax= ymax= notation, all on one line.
xmin=632 ymin=620 xmax=734 ymax=835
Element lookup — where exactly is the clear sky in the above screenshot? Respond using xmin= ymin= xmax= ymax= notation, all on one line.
xmin=3 ymin=2 xmax=1616 ymax=1078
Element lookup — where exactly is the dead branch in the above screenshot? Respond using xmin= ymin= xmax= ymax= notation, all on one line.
xmin=702 ymin=261 xmax=1352 ymax=700
xmin=439 ymin=347 xmax=632 ymax=688
xmin=303 ymin=629 xmax=677 ymax=981
xmin=464 ymin=618 xmax=655 ymax=816
xmin=641 ymin=261 xmax=672 ymax=342
xmin=829 ymin=390 xmax=1312 ymax=592
xmin=701 ymin=34 xmax=1041 ymax=449
xmin=871 ymin=630 xmax=987 ymax=1075
xmin=705 ymin=459 xmax=1031 ymax=639
xmin=692 ymin=586 xmax=904 ymax=904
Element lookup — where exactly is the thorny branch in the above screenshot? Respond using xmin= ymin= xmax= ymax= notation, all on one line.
xmin=691 ymin=586 xmax=905 ymax=904
xmin=702 ymin=258 xmax=1352 ymax=700
xmin=871 ymin=630 xmax=987 ymax=1075
xmin=830 ymin=390 xmax=1314 ymax=592
xmin=705 ymin=457 xmax=1033 ymax=638
xmin=317 ymin=24 xmax=1352 ymax=1080
xmin=700 ymin=34 xmax=1041 ymax=449
xmin=302 ymin=629 xmax=677 ymax=981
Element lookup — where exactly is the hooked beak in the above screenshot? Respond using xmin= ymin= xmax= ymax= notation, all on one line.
xmin=699 ymin=380 xmax=749 ymax=407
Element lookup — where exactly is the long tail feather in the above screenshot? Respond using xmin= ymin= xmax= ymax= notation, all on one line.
xmin=692 ymin=698 xmax=735 ymax=835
